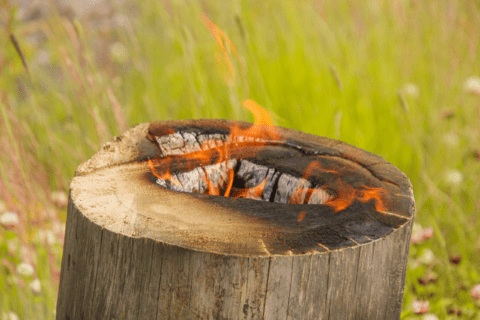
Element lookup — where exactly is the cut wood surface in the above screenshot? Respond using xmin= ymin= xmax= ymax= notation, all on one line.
xmin=57 ymin=120 xmax=415 ymax=320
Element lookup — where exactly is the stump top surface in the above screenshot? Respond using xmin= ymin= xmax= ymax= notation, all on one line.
xmin=71 ymin=120 xmax=415 ymax=256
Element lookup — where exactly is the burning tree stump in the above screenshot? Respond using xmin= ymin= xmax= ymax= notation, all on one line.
xmin=56 ymin=119 xmax=415 ymax=320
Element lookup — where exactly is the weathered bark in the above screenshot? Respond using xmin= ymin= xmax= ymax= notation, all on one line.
xmin=56 ymin=120 xmax=415 ymax=320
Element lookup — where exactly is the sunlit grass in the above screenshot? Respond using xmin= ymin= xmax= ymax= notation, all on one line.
xmin=1 ymin=0 xmax=480 ymax=318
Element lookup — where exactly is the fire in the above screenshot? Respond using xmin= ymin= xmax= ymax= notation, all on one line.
xmin=230 ymin=176 xmax=267 ymax=199
xmin=325 ymin=178 xmax=356 ymax=212
xmin=202 ymin=167 xmax=220 ymax=196
xmin=146 ymin=15 xmax=391 ymax=214
xmin=356 ymin=184 xmax=390 ymax=212
xmin=320 ymin=179 xmax=390 ymax=213
xmin=242 ymin=99 xmax=274 ymax=126
xmin=223 ymin=168 xmax=234 ymax=197
xmin=297 ymin=211 xmax=306 ymax=222
xmin=227 ymin=100 xmax=280 ymax=142
xmin=149 ymin=158 xmax=172 ymax=181
xmin=201 ymin=14 xmax=242 ymax=85
xmin=302 ymin=161 xmax=339 ymax=178
xmin=149 ymin=99 xmax=279 ymax=198
xmin=148 ymin=110 xmax=390 ymax=213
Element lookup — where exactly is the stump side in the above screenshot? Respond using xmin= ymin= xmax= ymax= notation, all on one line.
xmin=56 ymin=196 xmax=413 ymax=320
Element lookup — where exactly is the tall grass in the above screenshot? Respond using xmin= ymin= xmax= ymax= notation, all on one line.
xmin=0 ymin=0 xmax=479 ymax=318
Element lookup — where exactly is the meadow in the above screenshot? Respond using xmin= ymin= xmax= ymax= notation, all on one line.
xmin=1 ymin=0 xmax=480 ymax=318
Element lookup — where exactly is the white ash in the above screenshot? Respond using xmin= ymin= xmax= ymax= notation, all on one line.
xmin=179 ymin=132 xmax=204 ymax=153
xmin=176 ymin=167 xmax=207 ymax=193
xmin=236 ymin=160 xmax=269 ymax=188
xmin=155 ymin=159 xmax=237 ymax=194
xmin=151 ymin=132 xmax=333 ymax=204
xmin=274 ymin=173 xmax=310 ymax=204
xmin=203 ymin=159 xmax=237 ymax=185
xmin=154 ymin=132 xmax=229 ymax=156
xmin=155 ymin=174 xmax=184 ymax=193
xmin=308 ymin=188 xmax=332 ymax=204
xmin=155 ymin=132 xmax=186 ymax=156
xmin=286 ymin=178 xmax=311 ymax=204
xmin=261 ymin=169 xmax=281 ymax=201
xmin=197 ymin=133 xmax=228 ymax=148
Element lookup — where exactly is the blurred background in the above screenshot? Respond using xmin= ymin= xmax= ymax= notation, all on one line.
xmin=0 ymin=0 xmax=479 ymax=318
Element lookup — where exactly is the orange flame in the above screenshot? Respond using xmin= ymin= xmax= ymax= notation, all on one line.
xmin=297 ymin=211 xmax=306 ymax=222
xmin=148 ymin=100 xmax=277 ymax=197
xmin=148 ymin=100 xmax=276 ymax=200
xmin=242 ymin=99 xmax=274 ymax=126
xmin=147 ymin=18 xmax=391 ymax=213
xmin=287 ymin=174 xmax=390 ymax=213
xmin=289 ymin=188 xmax=310 ymax=204
xmin=325 ymin=178 xmax=356 ymax=212
xmin=226 ymin=99 xmax=280 ymax=145
xmin=302 ymin=161 xmax=338 ymax=180
xmin=201 ymin=14 xmax=240 ymax=85
xmin=324 ymin=179 xmax=390 ymax=213
xmin=202 ymin=167 xmax=220 ymax=196
xmin=149 ymin=158 xmax=172 ymax=181
xmin=356 ymin=184 xmax=390 ymax=212
xmin=149 ymin=113 xmax=390 ymax=212
xmin=223 ymin=168 xmax=235 ymax=197
xmin=287 ymin=161 xmax=337 ymax=205
xmin=230 ymin=177 xmax=267 ymax=199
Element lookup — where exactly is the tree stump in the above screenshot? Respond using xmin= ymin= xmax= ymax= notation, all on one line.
xmin=56 ymin=119 xmax=415 ymax=320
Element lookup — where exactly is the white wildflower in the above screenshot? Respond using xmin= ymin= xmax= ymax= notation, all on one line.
xmin=0 ymin=211 xmax=20 ymax=228
xmin=53 ymin=221 xmax=66 ymax=235
xmin=412 ymin=222 xmax=423 ymax=234
xmin=408 ymin=258 xmax=420 ymax=270
xmin=443 ymin=132 xmax=460 ymax=148
xmin=30 ymin=279 xmax=42 ymax=295
xmin=419 ymin=249 xmax=435 ymax=264
xmin=464 ymin=76 xmax=480 ymax=95
xmin=16 ymin=262 xmax=34 ymax=277
xmin=423 ymin=314 xmax=439 ymax=320
xmin=411 ymin=226 xmax=434 ymax=244
xmin=404 ymin=83 xmax=419 ymax=97
xmin=471 ymin=283 xmax=480 ymax=300
xmin=412 ymin=299 xmax=429 ymax=314
xmin=1 ymin=312 xmax=19 ymax=320
xmin=51 ymin=191 xmax=68 ymax=208
xmin=444 ymin=169 xmax=463 ymax=186
xmin=35 ymin=230 xmax=57 ymax=246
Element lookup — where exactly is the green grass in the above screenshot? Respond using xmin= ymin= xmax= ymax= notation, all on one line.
xmin=1 ymin=0 xmax=480 ymax=318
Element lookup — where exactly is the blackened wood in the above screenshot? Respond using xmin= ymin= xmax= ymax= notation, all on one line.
xmin=57 ymin=120 xmax=415 ymax=320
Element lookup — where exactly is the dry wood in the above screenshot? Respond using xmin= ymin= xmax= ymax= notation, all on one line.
xmin=57 ymin=119 xmax=415 ymax=320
